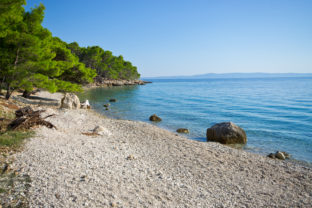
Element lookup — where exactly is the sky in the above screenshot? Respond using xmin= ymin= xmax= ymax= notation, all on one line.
xmin=25 ymin=0 xmax=312 ymax=77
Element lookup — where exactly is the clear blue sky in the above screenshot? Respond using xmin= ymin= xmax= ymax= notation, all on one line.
xmin=25 ymin=0 xmax=312 ymax=77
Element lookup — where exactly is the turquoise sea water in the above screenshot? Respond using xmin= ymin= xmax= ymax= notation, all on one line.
xmin=79 ymin=77 xmax=312 ymax=163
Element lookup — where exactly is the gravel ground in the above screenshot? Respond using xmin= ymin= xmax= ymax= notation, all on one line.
xmin=9 ymin=106 xmax=312 ymax=208
xmin=7 ymin=91 xmax=311 ymax=208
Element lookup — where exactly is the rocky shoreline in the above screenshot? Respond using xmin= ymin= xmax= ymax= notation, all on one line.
xmin=86 ymin=78 xmax=152 ymax=88
xmin=3 ymin=91 xmax=312 ymax=207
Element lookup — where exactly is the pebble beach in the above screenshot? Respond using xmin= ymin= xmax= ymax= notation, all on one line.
xmin=9 ymin=91 xmax=312 ymax=207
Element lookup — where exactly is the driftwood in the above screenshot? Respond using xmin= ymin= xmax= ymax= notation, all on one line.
xmin=8 ymin=106 xmax=56 ymax=130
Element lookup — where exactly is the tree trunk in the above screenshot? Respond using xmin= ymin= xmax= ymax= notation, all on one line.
xmin=5 ymin=87 xmax=11 ymax=100
xmin=22 ymin=90 xmax=32 ymax=98
xmin=5 ymin=84 xmax=14 ymax=100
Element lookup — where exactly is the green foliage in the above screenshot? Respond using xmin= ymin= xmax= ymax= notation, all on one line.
xmin=68 ymin=43 xmax=140 ymax=80
xmin=0 ymin=2 xmax=96 ymax=99
xmin=0 ymin=0 xmax=139 ymax=99
xmin=0 ymin=130 xmax=34 ymax=147
xmin=0 ymin=0 xmax=25 ymax=38
xmin=52 ymin=37 xmax=96 ymax=84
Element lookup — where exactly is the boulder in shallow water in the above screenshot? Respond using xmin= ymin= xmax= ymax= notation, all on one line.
xmin=267 ymin=151 xmax=290 ymax=160
xmin=281 ymin=151 xmax=290 ymax=159
xmin=149 ymin=114 xmax=162 ymax=122
xmin=109 ymin=98 xmax=117 ymax=102
xmin=60 ymin=93 xmax=80 ymax=109
xmin=103 ymin=103 xmax=110 ymax=108
xmin=275 ymin=151 xmax=286 ymax=160
xmin=206 ymin=122 xmax=247 ymax=144
xmin=177 ymin=128 xmax=189 ymax=134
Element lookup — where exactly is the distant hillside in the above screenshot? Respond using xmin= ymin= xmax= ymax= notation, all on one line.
xmin=144 ymin=73 xmax=312 ymax=79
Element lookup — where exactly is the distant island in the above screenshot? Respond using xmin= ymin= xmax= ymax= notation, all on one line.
xmin=145 ymin=73 xmax=312 ymax=79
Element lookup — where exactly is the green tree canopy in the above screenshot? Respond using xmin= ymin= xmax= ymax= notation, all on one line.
xmin=0 ymin=3 xmax=96 ymax=99
xmin=67 ymin=43 xmax=140 ymax=80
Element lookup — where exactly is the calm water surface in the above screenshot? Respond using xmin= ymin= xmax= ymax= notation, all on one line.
xmin=79 ymin=77 xmax=312 ymax=163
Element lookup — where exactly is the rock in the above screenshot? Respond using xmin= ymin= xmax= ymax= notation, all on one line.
xmin=206 ymin=122 xmax=247 ymax=144
xmin=112 ymin=81 xmax=124 ymax=86
xmin=81 ymin=100 xmax=90 ymax=109
xmin=60 ymin=93 xmax=81 ymax=109
xmin=105 ymin=107 xmax=109 ymax=111
xmin=177 ymin=128 xmax=189 ymax=134
xmin=55 ymin=193 xmax=61 ymax=199
xmin=267 ymin=153 xmax=276 ymax=159
xmin=126 ymin=155 xmax=135 ymax=160
xmin=282 ymin=151 xmax=290 ymax=159
xmin=275 ymin=151 xmax=286 ymax=160
xmin=149 ymin=114 xmax=162 ymax=122
xmin=109 ymin=98 xmax=117 ymax=102
xmin=103 ymin=103 xmax=110 ymax=108
xmin=92 ymin=125 xmax=111 ymax=136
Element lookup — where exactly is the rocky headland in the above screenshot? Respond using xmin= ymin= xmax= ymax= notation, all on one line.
xmin=86 ymin=78 xmax=152 ymax=88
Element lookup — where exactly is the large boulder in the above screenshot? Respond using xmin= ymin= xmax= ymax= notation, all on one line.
xmin=60 ymin=93 xmax=81 ymax=109
xmin=206 ymin=122 xmax=247 ymax=144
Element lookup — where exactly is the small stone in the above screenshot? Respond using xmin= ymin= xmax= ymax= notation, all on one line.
xmin=109 ymin=99 xmax=117 ymax=102
xmin=111 ymin=202 xmax=117 ymax=207
xmin=1 ymin=163 xmax=9 ymax=174
xmin=127 ymin=155 xmax=135 ymax=160
xmin=282 ymin=151 xmax=290 ymax=159
xmin=105 ymin=107 xmax=109 ymax=111
xmin=267 ymin=153 xmax=276 ymax=159
xmin=176 ymin=128 xmax=189 ymax=134
xmin=80 ymin=175 xmax=87 ymax=181
xmin=55 ymin=193 xmax=60 ymax=199
xmin=104 ymin=103 xmax=110 ymax=107
xmin=92 ymin=125 xmax=111 ymax=136
xmin=275 ymin=151 xmax=286 ymax=160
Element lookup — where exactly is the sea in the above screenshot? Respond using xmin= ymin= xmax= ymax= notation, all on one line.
xmin=78 ymin=77 xmax=312 ymax=164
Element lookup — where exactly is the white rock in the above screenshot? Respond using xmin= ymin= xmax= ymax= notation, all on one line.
xmin=275 ymin=151 xmax=286 ymax=160
xmin=93 ymin=125 xmax=111 ymax=136
xmin=81 ymin=100 xmax=90 ymax=109
xmin=60 ymin=93 xmax=81 ymax=109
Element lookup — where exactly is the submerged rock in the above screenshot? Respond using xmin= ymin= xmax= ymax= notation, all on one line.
xmin=60 ymin=93 xmax=81 ymax=109
xmin=267 ymin=151 xmax=290 ymax=160
xmin=177 ymin=128 xmax=189 ymax=134
xmin=206 ymin=122 xmax=247 ymax=144
xmin=103 ymin=103 xmax=110 ymax=108
xmin=149 ymin=114 xmax=162 ymax=122
xmin=109 ymin=99 xmax=117 ymax=102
